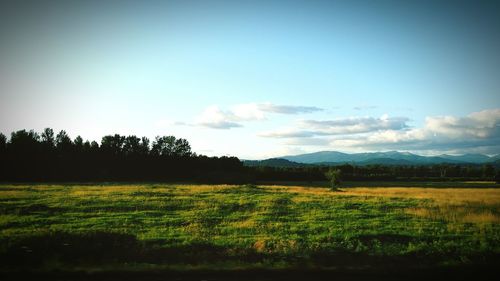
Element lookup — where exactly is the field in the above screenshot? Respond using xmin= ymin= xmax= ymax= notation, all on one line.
xmin=1 ymin=182 xmax=499 ymax=279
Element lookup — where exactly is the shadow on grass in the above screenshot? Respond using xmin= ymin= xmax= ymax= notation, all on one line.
xmin=0 ymin=203 xmax=66 ymax=215
xmin=1 ymin=265 xmax=499 ymax=281
xmin=1 ymin=232 xmax=262 ymax=267
xmin=1 ymin=231 xmax=499 ymax=280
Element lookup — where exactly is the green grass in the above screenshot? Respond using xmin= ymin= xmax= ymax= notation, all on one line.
xmin=0 ymin=183 xmax=499 ymax=273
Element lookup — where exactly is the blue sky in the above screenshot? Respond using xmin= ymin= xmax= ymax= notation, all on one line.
xmin=1 ymin=0 xmax=499 ymax=159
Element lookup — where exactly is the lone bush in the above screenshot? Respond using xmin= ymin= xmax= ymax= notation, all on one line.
xmin=325 ymin=168 xmax=342 ymax=191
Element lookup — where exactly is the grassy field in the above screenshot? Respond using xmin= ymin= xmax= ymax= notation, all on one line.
xmin=0 ymin=182 xmax=499 ymax=278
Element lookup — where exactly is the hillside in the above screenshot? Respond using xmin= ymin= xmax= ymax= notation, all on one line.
xmin=278 ymin=151 xmax=498 ymax=165
xmin=243 ymin=158 xmax=306 ymax=167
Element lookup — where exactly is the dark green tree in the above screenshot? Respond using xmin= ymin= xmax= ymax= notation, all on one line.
xmin=173 ymin=138 xmax=192 ymax=157
xmin=41 ymin=128 xmax=55 ymax=148
xmin=0 ymin=133 xmax=6 ymax=152
xmin=56 ymin=130 xmax=73 ymax=152
xmin=90 ymin=141 xmax=99 ymax=150
xmin=101 ymin=134 xmax=125 ymax=155
xmin=139 ymin=137 xmax=150 ymax=155
xmin=123 ymin=135 xmax=141 ymax=156
xmin=325 ymin=168 xmax=342 ymax=191
xmin=9 ymin=130 xmax=40 ymax=154
xmin=151 ymin=136 xmax=176 ymax=156
xmin=74 ymin=136 xmax=83 ymax=147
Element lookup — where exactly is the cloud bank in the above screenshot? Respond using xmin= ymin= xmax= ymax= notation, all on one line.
xmin=260 ymin=109 xmax=500 ymax=154
xmin=259 ymin=115 xmax=409 ymax=138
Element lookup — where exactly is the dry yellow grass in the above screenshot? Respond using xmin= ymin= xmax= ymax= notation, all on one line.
xmin=406 ymin=207 xmax=500 ymax=224
xmin=262 ymin=185 xmax=333 ymax=196
xmin=338 ymin=187 xmax=500 ymax=204
xmin=258 ymin=185 xmax=500 ymax=224
xmin=339 ymin=187 xmax=500 ymax=224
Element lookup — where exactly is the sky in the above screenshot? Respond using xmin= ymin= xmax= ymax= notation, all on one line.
xmin=1 ymin=0 xmax=500 ymax=159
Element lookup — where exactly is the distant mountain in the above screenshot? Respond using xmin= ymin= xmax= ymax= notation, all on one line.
xmin=282 ymin=151 xmax=352 ymax=164
xmin=279 ymin=151 xmax=496 ymax=165
xmin=354 ymin=158 xmax=417 ymax=166
xmin=243 ymin=158 xmax=305 ymax=167
xmin=489 ymin=154 xmax=500 ymax=161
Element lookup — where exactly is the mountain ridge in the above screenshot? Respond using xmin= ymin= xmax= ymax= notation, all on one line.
xmin=270 ymin=151 xmax=499 ymax=165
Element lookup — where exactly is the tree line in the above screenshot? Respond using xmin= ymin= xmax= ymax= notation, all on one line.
xmin=0 ymin=129 xmax=249 ymax=183
xmin=251 ymin=163 xmax=499 ymax=182
xmin=0 ymin=128 xmax=498 ymax=183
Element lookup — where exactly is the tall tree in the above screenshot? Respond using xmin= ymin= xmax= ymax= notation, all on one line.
xmin=90 ymin=141 xmax=99 ymax=151
xmin=9 ymin=130 xmax=40 ymax=154
xmin=0 ymin=133 xmax=6 ymax=153
xmin=173 ymin=138 xmax=192 ymax=157
xmin=123 ymin=135 xmax=141 ymax=156
xmin=101 ymin=134 xmax=125 ymax=155
xmin=56 ymin=130 xmax=73 ymax=154
xmin=139 ymin=137 xmax=150 ymax=155
xmin=151 ymin=136 xmax=176 ymax=156
xmin=41 ymin=128 xmax=56 ymax=148
xmin=73 ymin=136 xmax=85 ymax=157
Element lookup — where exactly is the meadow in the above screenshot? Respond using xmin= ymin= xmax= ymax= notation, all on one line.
xmin=0 ymin=182 xmax=499 ymax=278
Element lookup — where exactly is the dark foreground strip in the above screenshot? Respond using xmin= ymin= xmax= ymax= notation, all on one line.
xmin=1 ymin=266 xmax=498 ymax=281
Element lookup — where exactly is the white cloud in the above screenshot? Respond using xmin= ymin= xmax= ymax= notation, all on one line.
xmin=185 ymin=102 xmax=323 ymax=129
xmin=330 ymin=109 xmax=500 ymax=154
xmin=231 ymin=103 xmax=267 ymax=121
xmin=258 ymin=103 xmax=323 ymax=114
xmin=259 ymin=130 xmax=318 ymax=138
xmin=302 ymin=115 xmax=409 ymax=135
xmin=260 ymin=115 xmax=409 ymax=137
xmin=260 ymin=109 xmax=500 ymax=154
xmin=195 ymin=106 xmax=243 ymax=129
xmin=425 ymin=109 xmax=500 ymax=139
xmin=361 ymin=109 xmax=500 ymax=147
